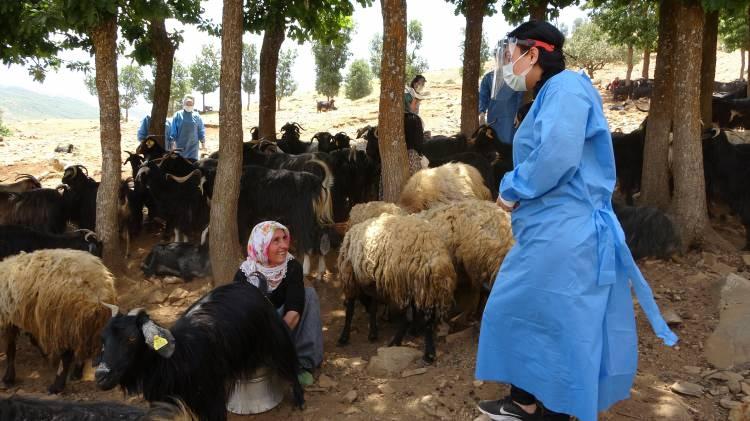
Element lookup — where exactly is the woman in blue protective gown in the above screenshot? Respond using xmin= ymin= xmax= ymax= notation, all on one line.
xmin=475 ymin=21 xmax=678 ymax=421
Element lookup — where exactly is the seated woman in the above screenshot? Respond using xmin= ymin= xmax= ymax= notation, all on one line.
xmin=233 ymin=221 xmax=323 ymax=384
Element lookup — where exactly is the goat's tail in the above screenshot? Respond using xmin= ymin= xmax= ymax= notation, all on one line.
xmin=309 ymin=159 xmax=334 ymax=225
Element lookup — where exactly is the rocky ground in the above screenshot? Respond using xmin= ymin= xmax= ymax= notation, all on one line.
xmin=2 ymin=53 xmax=750 ymax=420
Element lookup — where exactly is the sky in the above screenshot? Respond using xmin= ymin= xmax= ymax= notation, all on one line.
xmin=1 ymin=0 xmax=587 ymax=120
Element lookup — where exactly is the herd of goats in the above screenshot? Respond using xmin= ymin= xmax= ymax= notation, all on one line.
xmin=0 ymin=78 xmax=749 ymax=418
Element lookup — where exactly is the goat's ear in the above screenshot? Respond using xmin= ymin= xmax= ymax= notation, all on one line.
xmin=141 ymin=319 xmax=176 ymax=358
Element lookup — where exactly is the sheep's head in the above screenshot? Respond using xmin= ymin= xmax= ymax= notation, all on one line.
xmin=333 ymin=132 xmax=351 ymax=149
xmin=95 ymin=308 xmax=176 ymax=391
xmin=62 ymin=165 xmax=91 ymax=187
xmin=312 ymin=132 xmax=334 ymax=152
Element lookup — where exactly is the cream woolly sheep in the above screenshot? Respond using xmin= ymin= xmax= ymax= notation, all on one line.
xmin=347 ymin=201 xmax=406 ymax=227
xmin=0 ymin=249 xmax=116 ymax=393
xmin=417 ymin=200 xmax=515 ymax=319
xmin=399 ymin=162 xmax=492 ymax=212
xmin=337 ymin=213 xmax=456 ymax=363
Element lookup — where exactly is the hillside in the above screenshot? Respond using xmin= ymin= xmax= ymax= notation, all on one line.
xmin=0 ymin=85 xmax=99 ymax=121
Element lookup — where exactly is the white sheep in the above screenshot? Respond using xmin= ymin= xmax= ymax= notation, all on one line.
xmin=0 ymin=249 xmax=117 ymax=393
xmin=417 ymin=199 xmax=515 ymax=320
xmin=337 ymin=213 xmax=456 ymax=363
xmin=347 ymin=201 xmax=406 ymax=227
xmin=399 ymin=162 xmax=492 ymax=213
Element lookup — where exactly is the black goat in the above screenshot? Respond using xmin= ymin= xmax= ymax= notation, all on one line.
xmin=95 ymin=283 xmax=304 ymax=421
xmin=278 ymin=122 xmax=312 ymax=154
xmin=703 ymin=128 xmax=750 ymax=249
xmin=0 ymin=395 xmax=196 ymax=421
xmin=328 ymin=148 xmax=379 ymax=222
xmin=311 ymin=131 xmax=336 ymax=153
xmin=630 ymin=78 xmax=654 ymax=100
xmin=0 ymin=225 xmax=101 ymax=259
xmin=712 ymin=97 xmax=750 ymax=129
xmin=61 ymin=165 xmax=98 ymax=230
xmin=613 ymin=202 xmax=681 ymax=260
xmin=0 ymin=188 xmax=67 ymax=234
xmin=333 ymin=131 xmax=351 ymax=150
xmin=142 ymin=228 xmax=211 ymax=280
xmin=611 ymin=120 xmax=647 ymax=205
xmin=421 ymin=124 xmax=503 ymax=163
xmin=136 ymin=161 xmax=208 ymax=243
xmin=0 ymin=174 xmax=41 ymax=194
xmin=137 ymin=137 xmax=168 ymax=162
xmin=714 ymin=79 xmax=747 ymax=95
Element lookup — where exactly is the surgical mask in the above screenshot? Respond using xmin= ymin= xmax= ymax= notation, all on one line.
xmin=184 ymin=105 xmax=194 ymax=112
xmin=502 ymin=50 xmax=532 ymax=92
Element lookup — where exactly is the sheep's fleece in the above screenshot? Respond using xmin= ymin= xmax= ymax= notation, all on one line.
xmin=338 ymin=213 xmax=456 ymax=315
xmin=348 ymin=201 xmax=406 ymax=227
xmin=0 ymin=249 xmax=116 ymax=360
xmin=399 ymin=162 xmax=492 ymax=212
xmin=418 ymin=200 xmax=514 ymax=289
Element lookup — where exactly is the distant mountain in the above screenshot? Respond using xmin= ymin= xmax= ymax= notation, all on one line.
xmin=0 ymin=86 xmax=99 ymax=121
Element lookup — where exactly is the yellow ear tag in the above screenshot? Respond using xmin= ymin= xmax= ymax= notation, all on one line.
xmin=153 ymin=335 xmax=168 ymax=350
xmin=146 ymin=140 xmax=155 ymax=148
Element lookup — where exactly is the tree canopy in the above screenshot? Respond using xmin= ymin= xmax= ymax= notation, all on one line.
xmin=566 ymin=21 xmax=627 ymax=78
xmin=313 ymin=26 xmax=352 ymax=100
xmin=190 ymin=45 xmax=221 ymax=103
xmin=719 ymin=7 xmax=750 ymax=52
xmin=276 ymin=48 xmax=298 ymax=109
xmin=587 ymin=0 xmax=658 ymax=50
xmin=345 ymin=59 xmax=374 ymax=100
xmin=242 ymin=43 xmax=259 ymax=98
xmin=369 ymin=33 xmax=382 ymax=76
xmin=501 ymin=0 xmax=580 ymax=24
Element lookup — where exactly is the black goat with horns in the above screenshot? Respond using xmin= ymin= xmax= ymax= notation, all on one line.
xmin=95 ymin=282 xmax=304 ymax=421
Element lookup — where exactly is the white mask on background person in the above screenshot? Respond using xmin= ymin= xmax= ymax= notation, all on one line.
xmin=184 ymin=105 xmax=194 ymax=113
xmin=502 ymin=50 xmax=533 ymax=92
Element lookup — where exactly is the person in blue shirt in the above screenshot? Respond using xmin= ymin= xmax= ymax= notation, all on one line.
xmin=168 ymin=95 xmax=206 ymax=161
xmin=478 ymin=48 xmax=524 ymax=145
xmin=475 ymin=21 xmax=677 ymax=421
xmin=137 ymin=115 xmax=171 ymax=145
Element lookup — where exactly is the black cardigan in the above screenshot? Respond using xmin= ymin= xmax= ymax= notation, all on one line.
xmin=233 ymin=259 xmax=305 ymax=315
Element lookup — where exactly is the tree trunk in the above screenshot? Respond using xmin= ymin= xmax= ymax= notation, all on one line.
xmin=258 ymin=25 xmax=285 ymax=140
xmin=671 ymin=0 xmax=709 ymax=248
xmin=625 ymin=44 xmax=634 ymax=83
xmin=529 ymin=1 xmax=548 ymax=20
xmin=247 ymin=91 xmax=251 ymax=111
xmin=125 ymin=108 xmax=129 ymax=122
xmin=640 ymin=0 xmax=677 ymax=210
xmin=202 ymin=92 xmax=206 ymax=113
xmin=379 ymin=0 xmax=409 ymax=203
xmin=148 ymin=18 xmax=175 ymax=149
xmin=90 ymin=17 xmax=123 ymax=272
xmin=641 ymin=47 xmax=651 ymax=79
xmin=210 ymin=0 xmax=244 ymax=286
xmin=460 ymin=0 xmax=485 ymax=137
xmin=747 ymin=3 xmax=750 ymax=95
xmin=741 ymin=49 xmax=746 ymax=81
xmin=700 ymin=10 xmax=718 ymax=128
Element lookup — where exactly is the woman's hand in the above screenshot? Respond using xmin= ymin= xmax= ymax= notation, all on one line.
xmin=283 ymin=311 xmax=301 ymax=330
xmin=496 ymin=197 xmax=516 ymax=212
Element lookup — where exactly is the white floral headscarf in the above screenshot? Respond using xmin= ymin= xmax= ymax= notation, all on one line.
xmin=239 ymin=221 xmax=294 ymax=292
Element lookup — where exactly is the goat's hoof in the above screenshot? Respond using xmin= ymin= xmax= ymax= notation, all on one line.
xmin=422 ymin=354 xmax=436 ymax=364
xmin=47 ymin=384 xmax=63 ymax=394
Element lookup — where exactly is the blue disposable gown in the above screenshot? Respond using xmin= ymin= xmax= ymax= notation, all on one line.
xmin=475 ymin=70 xmax=677 ymax=421
xmin=169 ymin=110 xmax=205 ymax=160
xmin=137 ymin=115 xmax=171 ymax=143
xmin=478 ymin=71 xmax=523 ymax=145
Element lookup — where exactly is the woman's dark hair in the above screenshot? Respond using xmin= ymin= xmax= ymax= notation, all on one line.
xmin=508 ymin=20 xmax=565 ymax=95
xmin=410 ymin=75 xmax=426 ymax=89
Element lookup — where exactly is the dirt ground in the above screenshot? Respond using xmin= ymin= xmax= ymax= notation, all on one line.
xmin=1 ymin=53 xmax=749 ymax=420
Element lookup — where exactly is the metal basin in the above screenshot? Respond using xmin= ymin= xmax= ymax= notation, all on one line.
xmin=226 ymin=366 xmax=284 ymax=415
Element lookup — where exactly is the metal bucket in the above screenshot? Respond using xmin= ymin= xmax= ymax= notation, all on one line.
xmin=226 ymin=366 xmax=284 ymax=415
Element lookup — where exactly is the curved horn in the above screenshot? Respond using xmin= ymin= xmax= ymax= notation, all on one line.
xmin=128 ymin=307 xmax=145 ymax=316
xmin=102 ymin=302 xmax=120 ymax=318
xmin=78 ymin=165 xmax=89 ymax=176
xmin=15 ymin=174 xmax=35 ymax=181
xmin=166 ymin=169 xmax=201 ymax=184
xmin=374 ymin=127 xmax=379 ymax=138
xmin=634 ymin=102 xmax=650 ymax=113
xmin=711 ymin=128 xmax=722 ymax=139
xmin=56 ymin=183 xmax=70 ymax=191
xmin=311 ymin=133 xmax=320 ymax=142
xmin=294 ymin=122 xmax=304 ymax=131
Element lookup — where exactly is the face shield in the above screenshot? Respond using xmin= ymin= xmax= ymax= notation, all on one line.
xmin=491 ymin=37 xmax=555 ymax=97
